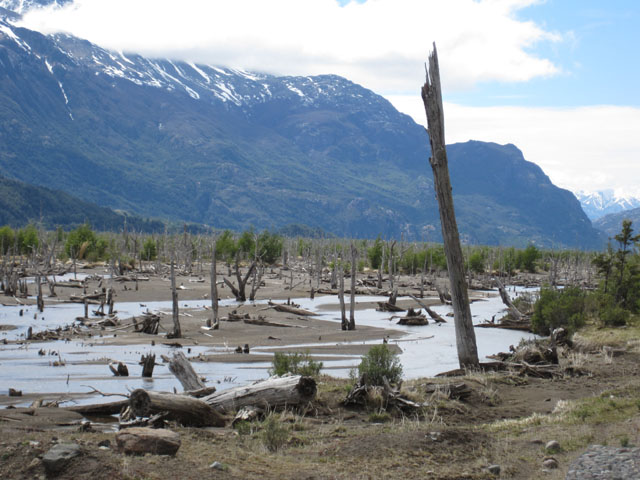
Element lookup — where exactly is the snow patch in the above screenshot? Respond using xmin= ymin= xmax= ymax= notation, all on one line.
xmin=185 ymin=86 xmax=200 ymax=100
xmin=188 ymin=62 xmax=210 ymax=84
xmin=44 ymin=59 xmax=53 ymax=74
xmin=118 ymin=51 xmax=134 ymax=65
xmin=286 ymin=84 xmax=305 ymax=98
xmin=0 ymin=23 xmax=31 ymax=51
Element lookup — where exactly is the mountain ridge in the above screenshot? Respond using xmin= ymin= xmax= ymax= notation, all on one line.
xmin=0 ymin=13 xmax=605 ymax=248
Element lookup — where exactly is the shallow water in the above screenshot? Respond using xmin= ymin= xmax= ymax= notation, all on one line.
xmin=0 ymin=288 xmax=537 ymax=406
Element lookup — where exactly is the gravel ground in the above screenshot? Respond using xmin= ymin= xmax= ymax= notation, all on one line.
xmin=566 ymin=445 xmax=640 ymax=479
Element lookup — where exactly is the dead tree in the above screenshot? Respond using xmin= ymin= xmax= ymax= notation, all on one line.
xmin=208 ymin=240 xmax=219 ymax=329
xmin=223 ymin=253 xmax=256 ymax=302
xmin=170 ymin=254 xmax=181 ymax=338
xmin=348 ymin=243 xmax=357 ymax=330
xmin=339 ymin=262 xmax=348 ymax=330
xmin=421 ymin=43 xmax=479 ymax=368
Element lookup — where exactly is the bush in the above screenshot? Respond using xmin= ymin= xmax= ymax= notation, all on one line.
xmin=269 ymin=351 xmax=323 ymax=377
xmin=468 ymin=250 xmax=485 ymax=274
xmin=367 ymin=236 xmax=383 ymax=269
xmin=356 ymin=344 xmax=403 ymax=386
xmin=17 ymin=224 xmax=39 ymax=254
xmin=261 ymin=414 xmax=288 ymax=452
xmin=0 ymin=225 xmax=14 ymax=254
xmin=142 ymin=238 xmax=157 ymax=261
xmin=600 ymin=305 xmax=630 ymax=327
xmin=531 ymin=286 xmax=586 ymax=335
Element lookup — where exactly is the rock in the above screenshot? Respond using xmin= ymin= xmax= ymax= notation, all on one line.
xmin=27 ymin=457 xmax=42 ymax=470
xmin=210 ymin=461 xmax=225 ymax=470
xmin=545 ymin=440 xmax=561 ymax=453
xmin=8 ymin=388 xmax=22 ymax=396
xmin=116 ymin=427 xmax=181 ymax=456
xmin=487 ymin=464 xmax=501 ymax=475
xmin=42 ymin=443 xmax=82 ymax=474
xmin=542 ymin=457 xmax=559 ymax=469
xmin=97 ymin=439 xmax=111 ymax=448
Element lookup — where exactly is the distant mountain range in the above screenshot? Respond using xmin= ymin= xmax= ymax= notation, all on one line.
xmin=593 ymin=207 xmax=640 ymax=239
xmin=575 ymin=190 xmax=640 ymax=221
xmin=0 ymin=5 xmax=605 ymax=248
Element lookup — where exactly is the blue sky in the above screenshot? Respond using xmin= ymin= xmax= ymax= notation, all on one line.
xmin=446 ymin=0 xmax=640 ymax=108
xmin=16 ymin=0 xmax=640 ymax=197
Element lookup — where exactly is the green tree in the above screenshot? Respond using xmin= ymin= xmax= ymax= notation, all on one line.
xmin=17 ymin=224 xmax=39 ymax=254
xmin=142 ymin=237 xmax=157 ymax=261
xmin=65 ymin=224 xmax=97 ymax=259
xmin=517 ymin=244 xmax=540 ymax=273
xmin=367 ymin=236 xmax=383 ymax=270
xmin=613 ymin=220 xmax=640 ymax=309
xmin=467 ymin=249 xmax=486 ymax=274
xmin=0 ymin=225 xmax=15 ymax=254
xmin=215 ymin=230 xmax=237 ymax=262
xmin=256 ymin=230 xmax=283 ymax=264
xmin=592 ymin=244 xmax=615 ymax=294
xmin=531 ymin=286 xmax=586 ymax=335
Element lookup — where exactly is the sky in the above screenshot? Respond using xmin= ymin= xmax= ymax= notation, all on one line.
xmin=17 ymin=0 xmax=640 ymax=198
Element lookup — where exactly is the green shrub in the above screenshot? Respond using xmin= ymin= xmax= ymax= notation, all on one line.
xmin=142 ymin=238 xmax=157 ymax=261
xmin=357 ymin=344 xmax=403 ymax=386
xmin=261 ymin=414 xmax=288 ymax=452
xmin=531 ymin=286 xmax=586 ymax=335
xmin=600 ymin=305 xmax=630 ymax=327
xmin=269 ymin=351 xmax=323 ymax=377
xmin=17 ymin=224 xmax=39 ymax=254
xmin=0 ymin=225 xmax=14 ymax=254
xmin=367 ymin=236 xmax=383 ymax=269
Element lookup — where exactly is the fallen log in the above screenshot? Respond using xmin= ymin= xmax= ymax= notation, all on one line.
xmin=409 ymin=295 xmax=447 ymax=323
xmin=423 ymin=382 xmax=472 ymax=400
xmin=202 ymin=375 xmax=316 ymax=413
xmin=476 ymin=321 xmax=531 ymax=332
xmin=129 ymin=389 xmax=225 ymax=427
xmin=68 ymin=400 xmax=129 ymax=416
xmin=268 ymin=302 xmax=319 ymax=317
xmin=376 ymin=302 xmax=405 ymax=313
xmin=168 ymin=352 xmax=206 ymax=391
xmin=496 ymin=279 xmax=525 ymax=321
xmin=243 ymin=317 xmax=295 ymax=328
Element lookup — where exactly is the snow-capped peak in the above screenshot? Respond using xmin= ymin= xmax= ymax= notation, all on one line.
xmin=575 ymin=189 xmax=640 ymax=221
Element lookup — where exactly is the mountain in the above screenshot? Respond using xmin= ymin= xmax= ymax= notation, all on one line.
xmin=0 ymin=10 xmax=604 ymax=249
xmin=593 ymin=207 xmax=640 ymax=239
xmin=575 ymin=190 xmax=640 ymax=221
xmin=0 ymin=175 xmax=167 ymax=232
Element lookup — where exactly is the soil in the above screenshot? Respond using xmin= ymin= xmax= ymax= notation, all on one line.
xmin=1 ymin=263 xmax=639 ymax=479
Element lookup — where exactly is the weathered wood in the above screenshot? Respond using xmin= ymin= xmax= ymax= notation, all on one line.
xmin=202 ymin=375 xmax=316 ymax=413
xmin=67 ymin=399 xmax=128 ymax=416
xmin=348 ymin=244 xmax=357 ymax=330
xmin=409 ymin=295 xmax=446 ymax=323
xmin=170 ymin=256 xmax=181 ymax=338
xmin=423 ymin=382 xmax=472 ymax=400
xmin=421 ymin=43 xmax=479 ymax=368
xmin=140 ymin=353 xmax=155 ymax=378
xmin=496 ymin=278 xmax=525 ymax=320
xmin=168 ymin=351 xmax=205 ymax=391
xmin=339 ymin=263 xmax=347 ymax=330
xmin=129 ymin=389 xmax=225 ymax=427
xmin=268 ymin=302 xmax=319 ymax=316
xmin=377 ymin=301 xmax=405 ymax=313
xmin=209 ymin=241 xmax=219 ymax=329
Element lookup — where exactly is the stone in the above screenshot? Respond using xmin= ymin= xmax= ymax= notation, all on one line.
xmin=545 ymin=440 xmax=560 ymax=453
xmin=115 ymin=427 xmax=181 ymax=456
xmin=542 ymin=457 xmax=559 ymax=469
xmin=487 ymin=464 xmax=501 ymax=475
xmin=42 ymin=443 xmax=82 ymax=474
xmin=210 ymin=461 xmax=225 ymax=470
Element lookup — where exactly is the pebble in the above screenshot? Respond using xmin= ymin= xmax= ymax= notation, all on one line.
xmin=566 ymin=445 xmax=640 ymax=479
xmin=488 ymin=464 xmax=501 ymax=475
xmin=542 ymin=457 xmax=558 ymax=469
xmin=210 ymin=461 xmax=225 ymax=470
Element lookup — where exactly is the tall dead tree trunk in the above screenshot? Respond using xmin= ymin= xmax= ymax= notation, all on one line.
xmin=208 ymin=240 xmax=219 ymax=329
xmin=348 ymin=243 xmax=357 ymax=330
xmin=170 ymin=254 xmax=181 ymax=338
xmin=421 ymin=43 xmax=478 ymax=368
xmin=339 ymin=263 xmax=347 ymax=330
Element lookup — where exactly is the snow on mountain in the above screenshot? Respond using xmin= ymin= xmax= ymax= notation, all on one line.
xmin=575 ymin=189 xmax=640 ymax=221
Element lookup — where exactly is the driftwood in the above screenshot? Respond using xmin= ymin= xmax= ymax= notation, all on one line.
xmin=168 ymin=352 xmax=206 ymax=391
xmin=243 ymin=317 xmax=295 ymax=328
xmin=409 ymin=295 xmax=447 ymax=323
xmin=68 ymin=400 xmax=129 ymax=416
xmin=496 ymin=279 xmax=525 ymax=321
xmin=134 ymin=313 xmax=160 ymax=334
xmin=202 ymin=375 xmax=316 ymax=413
xmin=129 ymin=389 xmax=225 ymax=427
xmin=109 ymin=362 xmax=129 ymax=377
xmin=268 ymin=301 xmax=318 ymax=317
xmin=395 ymin=308 xmax=428 ymax=326
xmin=140 ymin=353 xmax=155 ymax=378
xmin=344 ymin=376 xmax=425 ymax=413
xmin=377 ymin=302 xmax=405 ymax=313
xmin=423 ymin=382 xmax=472 ymax=400
xmin=476 ymin=320 xmax=531 ymax=332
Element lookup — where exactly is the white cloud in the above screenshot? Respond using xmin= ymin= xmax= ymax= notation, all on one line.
xmin=387 ymin=94 xmax=640 ymax=198
xmin=18 ymin=0 xmax=561 ymax=94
